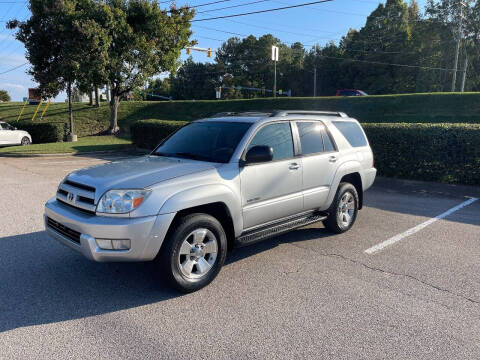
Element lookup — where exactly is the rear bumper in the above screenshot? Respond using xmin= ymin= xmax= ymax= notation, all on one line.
xmin=44 ymin=198 xmax=176 ymax=262
xmin=363 ymin=167 xmax=377 ymax=191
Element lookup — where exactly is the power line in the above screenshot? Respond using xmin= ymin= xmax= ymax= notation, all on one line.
xmin=0 ymin=62 xmax=28 ymax=75
xmin=196 ymin=0 xmax=272 ymax=15
xmin=192 ymin=0 xmax=334 ymax=22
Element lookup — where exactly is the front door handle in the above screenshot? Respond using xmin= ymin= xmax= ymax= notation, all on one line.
xmin=329 ymin=156 xmax=337 ymax=163
xmin=289 ymin=163 xmax=300 ymax=170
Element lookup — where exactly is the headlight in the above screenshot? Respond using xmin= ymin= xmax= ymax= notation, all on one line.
xmin=97 ymin=189 xmax=151 ymax=214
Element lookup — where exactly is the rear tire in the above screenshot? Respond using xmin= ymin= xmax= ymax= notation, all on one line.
xmin=323 ymin=182 xmax=359 ymax=234
xmin=156 ymin=213 xmax=227 ymax=293
xmin=21 ymin=137 xmax=30 ymax=146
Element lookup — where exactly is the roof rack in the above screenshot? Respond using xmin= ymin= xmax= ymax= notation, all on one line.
xmin=210 ymin=111 xmax=271 ymax=118
xmin=271 ymin=110 xmax=348 ymax=118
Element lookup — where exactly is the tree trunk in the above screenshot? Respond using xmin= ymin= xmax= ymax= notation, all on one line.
xmin=68 ymin=82 xmax=74 ymax=135
xmin=109 ymin=90 xmax=120 ymax=134
xmin=88 ymin=89 xmax=93 ymax=106
xmin=94 ymin=85 xmax=99 ymax=107
xmin=67 ymin=82 xmax=77 ymax=142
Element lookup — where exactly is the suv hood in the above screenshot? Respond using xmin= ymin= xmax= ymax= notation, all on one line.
xmin=67 ymin=155 xmax=217 ymax=196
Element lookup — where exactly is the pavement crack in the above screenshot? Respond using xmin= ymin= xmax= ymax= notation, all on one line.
xmin=289 ymin=243 xmax=480 ymax=306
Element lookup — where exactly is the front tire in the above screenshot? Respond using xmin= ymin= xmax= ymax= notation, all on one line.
xmin=21 ymin=137 xmax=31 ymax=146
xmin=156 ymin=213 xmax=227 ymax=293
xmin=323 ymin=182 xmax=359 ymax=234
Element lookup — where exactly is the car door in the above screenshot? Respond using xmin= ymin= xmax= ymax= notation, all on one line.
xmin=295 ymin=120 xmax=339 ymax=211
xmin=0 ymin=123 xmax=8 ymax=144
xmin=0 ymin=123 xmax=18 ymax=145
xmin=240 ymin=122 xmax=303 ymax=230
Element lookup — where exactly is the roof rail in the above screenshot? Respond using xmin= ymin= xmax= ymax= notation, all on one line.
xmin=210 ymin=111 xmax=271 ymax=118
xmin=271 ymin=110 xmax=348 ymax=118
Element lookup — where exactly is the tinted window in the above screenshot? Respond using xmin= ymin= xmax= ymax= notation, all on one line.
xmin=297 ymin=122 xmax=324 ymax=155
xmin=248 ymin=123 xmax=293 ymax=161
xmin=155 ymin=121 xmax=251 ymax=163
xmin=322 ymin=130 xmax=336 ymax=152
xmin=332 ymin=121 xmax=368 ymax=147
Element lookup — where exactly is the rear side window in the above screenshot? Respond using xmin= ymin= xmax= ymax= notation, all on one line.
xmin=297 ymin=122 xmax=336 ymax=155
xmin=297 ymin=122 xmax=324 ymax=154
xmin=332 ymin=121 xmax=368 ymax=147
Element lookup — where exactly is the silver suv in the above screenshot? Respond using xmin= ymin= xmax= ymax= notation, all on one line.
xmin=45 ymin=111 xmax=376 ymax=292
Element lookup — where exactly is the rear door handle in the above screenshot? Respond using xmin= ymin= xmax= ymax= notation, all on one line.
xmin=289 ymin=163 xmax=300 ymax=170
xmin=329 ymin=156 xmax=337 ymax=163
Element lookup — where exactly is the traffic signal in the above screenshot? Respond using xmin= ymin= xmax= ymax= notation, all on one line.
xmin=207 ymin=48 xmax=212 ymax=57
xmin=186 ymin=48 xmax=190 ymax=55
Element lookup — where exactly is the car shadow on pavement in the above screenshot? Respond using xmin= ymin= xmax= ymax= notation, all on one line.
xmin=0 ymin=231 xmax=179 ymax=333
xmin=0 ymin=227 xmax=330 ymax=333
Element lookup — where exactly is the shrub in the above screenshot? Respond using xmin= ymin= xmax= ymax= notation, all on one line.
xmin=15 ymin=122 xmax=66 ymax=143
xmin=130 ymin=119 xmax=188 ymax=150
xmin=363 ymin=123 xmax=480 ymax=185
xmin=130 ymin=120 xmax=480 ymax=185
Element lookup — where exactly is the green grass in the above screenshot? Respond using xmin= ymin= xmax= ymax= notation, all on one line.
xmin=0 ymin=135 xmax=133 ymax=155
xmin=1 ymin=92 xmax=479 ymax=138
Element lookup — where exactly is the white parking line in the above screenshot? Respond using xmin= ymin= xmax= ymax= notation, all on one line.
xmin=365 ymin=197 xmax=478 ymax=255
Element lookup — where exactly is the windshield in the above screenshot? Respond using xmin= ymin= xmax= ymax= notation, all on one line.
xmin=154 ymin=121 xmax=252 ymax=163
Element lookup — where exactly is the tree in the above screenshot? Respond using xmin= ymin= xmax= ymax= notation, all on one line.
xmin=170 ymin=58 xmax=220 ymax=100
xmin=101 ymin=0 xmax=194 ymax=133
xmin=0 ymin=90 xmax=11 ymax=102
xmin=8 ymin=0 xmax=107 ymax=141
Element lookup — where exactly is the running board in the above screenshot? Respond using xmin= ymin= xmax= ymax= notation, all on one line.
xmin=236 ymin=213 xmax=327 ymax=247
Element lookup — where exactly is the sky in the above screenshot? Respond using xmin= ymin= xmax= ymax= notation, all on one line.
xmin=0 ymin=0 xmax=428 ymax=101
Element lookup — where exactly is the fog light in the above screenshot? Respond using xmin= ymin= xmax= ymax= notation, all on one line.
xmin=112 ymin=239 xmax=131 ymax=250
xmin=96 ymin=239 xmax=131 ymax=250
xmin=96 ymin=239 xmax=113 ymax=250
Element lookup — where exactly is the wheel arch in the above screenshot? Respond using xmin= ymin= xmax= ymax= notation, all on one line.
xmin=327 ymin=161 xmax=364 ymax=209
xmin=162 ymin=202 xmax=236 ymax=254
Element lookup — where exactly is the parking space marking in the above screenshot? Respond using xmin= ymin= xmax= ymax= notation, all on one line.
xmin=365 ymin=197 xmax=478 ymax=255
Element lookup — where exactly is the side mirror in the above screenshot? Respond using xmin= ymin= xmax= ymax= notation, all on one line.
xmin=244 ymin=145 xmax=273 ymax=165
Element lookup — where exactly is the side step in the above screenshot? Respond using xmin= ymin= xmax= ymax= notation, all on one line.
xmin=236 ymin=213 xmax=327 ymax=247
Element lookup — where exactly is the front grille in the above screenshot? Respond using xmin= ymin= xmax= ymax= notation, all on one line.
xmin=47 ymin=217 xmax=81 ymax=244
xmin=64 ymin=180 xmax=95 ymax=193
xmin=57 ymin=179 xmax=96 ymax=213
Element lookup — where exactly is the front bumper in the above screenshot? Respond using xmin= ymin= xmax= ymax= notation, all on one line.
xmin=44 ymin=198 xmax=176 ymax=262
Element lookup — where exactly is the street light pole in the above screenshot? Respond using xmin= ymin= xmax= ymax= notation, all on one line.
xmin=274 ymin=59 xmax=277 ymax=98
xmin=313 ymin=66 xmax=317 ymax=97
xmin=451 ymin=0 xmax=467 ymax=92
xmin=460 ymin=56 xmax=468 ymax=92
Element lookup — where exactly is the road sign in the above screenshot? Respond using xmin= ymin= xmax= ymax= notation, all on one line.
xmin=271 ymin=46 xmax=279 ymax=61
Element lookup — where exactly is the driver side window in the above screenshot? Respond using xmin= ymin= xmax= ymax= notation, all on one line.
xmin=247 ymin=123 xmax=294 ymax=161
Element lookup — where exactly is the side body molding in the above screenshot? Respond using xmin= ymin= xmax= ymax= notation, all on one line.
xmin=159 ymin=184 xmax=243 ymax=237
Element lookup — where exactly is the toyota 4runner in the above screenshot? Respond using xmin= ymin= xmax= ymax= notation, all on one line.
xmin=44 ymin=110 xmax=376 ymax=292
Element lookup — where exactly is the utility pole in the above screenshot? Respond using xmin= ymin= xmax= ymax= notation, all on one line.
xmin=451 ymin=0 xmax=467 ymax=92
xmin=272 ymin=46 xmax=279 ymax=98
xmin=460 ymin=56 xmax=468 ymax=92
xmin=313 ymin=66 xmax=317 ymax=97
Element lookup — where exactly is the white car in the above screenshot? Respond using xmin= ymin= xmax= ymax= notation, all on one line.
xmin=0 ymin=121 xmax=32 ymax=146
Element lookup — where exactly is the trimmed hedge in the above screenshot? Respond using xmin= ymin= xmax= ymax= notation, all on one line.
xmin=16 ymin=122 xmax=67 ymax=143
xmin=132 ymin=120 xmax=480 ymax=185
xmin=131 ymin=119 xmax=187 ymax=150
xmin=117 ymin=93 xmax=480 ymax=129
xmin=364 ymin=123 xmax=480 ymax=185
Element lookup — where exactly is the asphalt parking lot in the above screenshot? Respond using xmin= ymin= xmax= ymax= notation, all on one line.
xmin=1 ymin=153 xmax=479 ymax=359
